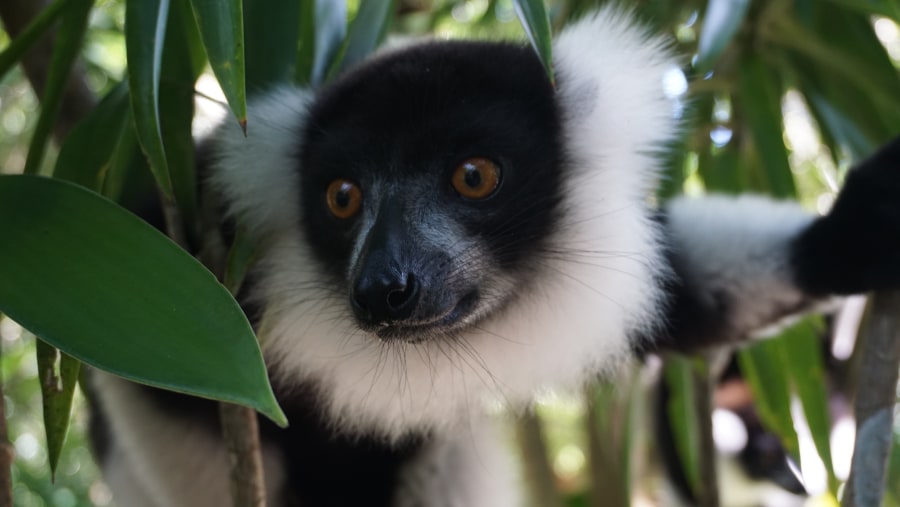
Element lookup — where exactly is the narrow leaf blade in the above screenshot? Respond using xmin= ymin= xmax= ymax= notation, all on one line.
xmin=36 ymin=340 xmax=80 ymax=480
xmin=189 ymin=0 xmax=246 ymax=125
xmin=512 ymin=0 xmax=555 ymax=85
xmin=54 ymin=81 xmax=130 ymax=190
xmin=326 ymin=0 xmax=394 ymax=81
xmin=737 ymin=54 xmax=796 ymax=198
xmin=0 ymin=175 xmax=285 ymax=425
xmin=695 ymin=0 xmax=750 ymax=73
xmin=22 ymin=0 xmax=94 ymax=176
xmin=125 ymin=0 xmax=174 ymax=198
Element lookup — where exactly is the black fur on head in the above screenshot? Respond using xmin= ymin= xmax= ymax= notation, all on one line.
xmin=296 ymin=41 xmax=566 ymax=340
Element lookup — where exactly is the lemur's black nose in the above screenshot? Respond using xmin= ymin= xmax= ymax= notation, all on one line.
xmin=351 ymin=271 xmax=420 ymax=324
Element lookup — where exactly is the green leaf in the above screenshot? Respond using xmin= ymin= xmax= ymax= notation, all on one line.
xmin=300 ymin=0 xmax=347 ymax=87
xmin=160 ymin=1 xmax=201 ymax=246
xmin=0 ymin=0 xmax=70 ymax=81
xmin=694 ymin=0 xmax=750 ymax=73
xmin=780 ymin=321 xmax=838 ymax=493
xmin=512 ymin=0 xmax=555 ymax=85
xmin=36 ymin=340 xmax=80 ymax=480
xmin=125 ymin=0 xmax=174 ymax=198
xmin=663 ymin=355 xmax=704 ymax=498
xmin=0 ymin=175 xmax=286 ymax=426
xmin=244 ymin=0 xmax=301 ymax=90
xmin=326 ymin=0 xmax=394 ymax=82
xmin=737 ymin=54 xmax=796 ymax=198
xmin=189 ymin=0 xmax=246 ymax=127
xmin=22 ymin=0 xmax=94 ymax=176
xmin=737 ymin=339 xmax=801 ymax=462
xmin=822 ymin=0 xmax=900 ymax=22
xmin=53 ymin=82 xmax=130 ymax=190
xmin=223 ymin=226 xmax=261 ymax=296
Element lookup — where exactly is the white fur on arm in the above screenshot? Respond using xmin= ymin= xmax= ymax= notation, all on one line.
xmin=664 ymin=194 xmax=822 ymax=340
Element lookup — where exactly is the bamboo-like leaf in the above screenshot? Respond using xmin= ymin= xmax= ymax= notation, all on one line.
xmin=125 ymin=0 xmax=174 ymax=198
xmin=36 ymin=340 xmax=80 ymax=480
xmin=189 ymin=0 xmax=246 ymax=127
xmin=888 ymin=437 xmax=900 ymax=504
xmin=244 ymin=0 xmax=301 ymax=90
xmin=694 ymin=0 xmax=749 ymax=73
xmin=781 ymin=321 xmax=838 ymax=493
xmin=160 ymin=1 xmax=201 ymax=246
xmin=512 ymin=0 xmax=555 ymax=85
xmin=303 ymin=0 xmax=347 ymax=87
xmin=223 ymin=226 xmax=261 ymax=296
xmin=22 ymin=0 xmax=94 ymax=176
xmin=326 ymin=0 xmax=394 ymax=82
xmin=663 ymin=355 xmax=703 ymax=498
xmin=737 ymin=340 xmax=802 ymax=462
xmin=0 ymin=0 xmax=70 ymax=80
xmin=101 ymin=112 xmax=142 ymax=201
xmin=737 ymin=54 xmax=796 ymax=198
xmin=0 ymin=175 xmax=286 ymax=426
xmin=53 ymin=82 xmax=129 ymax=189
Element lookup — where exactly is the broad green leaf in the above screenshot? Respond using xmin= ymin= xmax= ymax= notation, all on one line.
xmin=301 ymin=0 xmax=347 ymax=87
xmin=125 ymin=0 xmax=174 ymax=198
xmin=189 ymin=0 xmax=246 ymax=126
xmin=36 ymin=340 xmax=80 ymax=480
xmin=22 ymin=0 xmax=94 ymax=176
xmin=160 ymin=1 xmax=201 ymax=247
xmin=244 ymin=0 xmax=301 ymax=90
xmin=513 ymin=0 xmax=555 ymax=85
xmin=0 ymin=0 xmax=69 ymax=80
xmin=737 ymin=54 xmax=796 ymax=198
xmin=0 ymin=175 xmax=286 ymax=426
xmin=781 ymin=321 xmax=838 ymax=493
xmin=54 ymin=81 xmax=130 ymax=189
xmin=663 ymin=355 xmax=704 ymax=498
xmin=326 ymin=0 xmax=394 ymax=81
xmin=737 ymin=339 xmax=801 ymax=462
xmin=694 ymin=0 xmax=750 ymax=73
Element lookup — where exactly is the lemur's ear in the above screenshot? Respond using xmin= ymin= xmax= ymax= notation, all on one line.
xmin=792 ymin=136 xmax=900 ymax=295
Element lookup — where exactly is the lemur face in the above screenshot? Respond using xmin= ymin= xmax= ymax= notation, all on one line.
xmin=296 ymin=42 xmax=564 ymax=342
xmin=209 ymin=11 xmax=676 ymax=436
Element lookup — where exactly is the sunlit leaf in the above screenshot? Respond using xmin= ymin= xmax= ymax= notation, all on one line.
xmin=0 ymin=175 xmax=286 ymax=426
xmin=694 ymin=0 xmax=749 ymax=73
xmin=22 ymin=0 xmax=94 ymax=176
xmin=36 ymin=340 xmax=80 ymax=480
xmin=513 ymin=0 xmax=555 ymax=85
xmin=125 ymin=0 xmax=174 ymax=198
xmin=737 ymin=54 xmax=796 ymax=198
xmin=189 ymin=0 xmax=246 ymax=126
xmin=737 ymin=340 xmax=801 ymax=462
xmin=781 ymin=321 xmax=838 ymax=493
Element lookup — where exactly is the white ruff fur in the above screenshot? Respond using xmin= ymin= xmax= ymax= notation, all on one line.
xmin=208 ymin=8 xmax=678 ymax=439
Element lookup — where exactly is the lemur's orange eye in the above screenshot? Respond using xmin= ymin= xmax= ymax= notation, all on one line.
xmin=326 ymin=179 xmax=362 ymax=219
xmin=451 ymin=158 xmax=500 ymax=200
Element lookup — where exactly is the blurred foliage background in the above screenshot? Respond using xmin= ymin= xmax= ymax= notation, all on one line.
xmin=1 ymin=0 xmax=899 ymax=506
